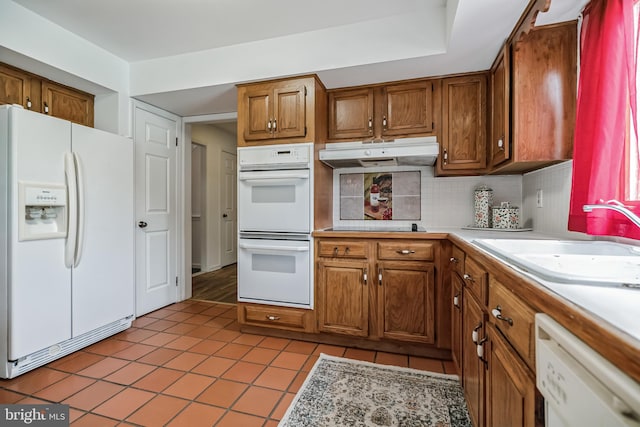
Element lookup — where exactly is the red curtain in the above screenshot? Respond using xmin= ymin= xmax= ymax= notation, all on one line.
xmin=568 ymin=0 xmax=640 ymax=239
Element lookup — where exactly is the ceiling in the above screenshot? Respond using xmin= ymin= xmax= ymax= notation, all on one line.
xmin=11 ymin=0 xmax=586 ymax=118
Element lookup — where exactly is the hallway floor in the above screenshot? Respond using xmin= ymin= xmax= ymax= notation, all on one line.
xmin=0 ymin=300 xmax=455 ymax=426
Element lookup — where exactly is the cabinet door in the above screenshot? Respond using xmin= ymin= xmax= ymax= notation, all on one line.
xmin=490 ymin=45 xmax=511 ymax=167
xmin=381 ymin=81 xmax=434 ymax=137
xmin=377 ymin=261 xmax=435 ymax=344
xmin=328 ymin=88 xmax=374 ymax=140
xmin=462 ymin=291 xmax=486 ymax=427
xmin=451 ymin=272 xmax=463 ymax=376
xmin=242 ymin=86 xmax=273 ymax=141
xmin=486 ymin=324 xmax=537 ymax=427
xmin=42 ymin=81 xmax=94 ymax=127
xmin=273 ymin=83 xmax=306 ymax=139
xmin=0 ymin=63 xmax=40 ymax=111
xmin=441 ymin=75 xmax=487 ymax=172
xmin=317 ymin=259 xmax=369 ymax=337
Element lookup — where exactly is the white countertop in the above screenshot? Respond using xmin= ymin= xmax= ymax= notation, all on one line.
xmin=447 ymin=228 xmax=640 ymax=344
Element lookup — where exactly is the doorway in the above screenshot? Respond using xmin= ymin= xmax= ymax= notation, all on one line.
xmin=188 ymin=121 xmax=238 ymax=304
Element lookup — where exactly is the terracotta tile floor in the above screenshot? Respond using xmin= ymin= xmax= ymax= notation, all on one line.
xmin=0 ymin=300 xmax=456 ymax=426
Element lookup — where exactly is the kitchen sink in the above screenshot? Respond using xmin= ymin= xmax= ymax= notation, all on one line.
xmin=472 ymin=239 xmax=640 ymax=287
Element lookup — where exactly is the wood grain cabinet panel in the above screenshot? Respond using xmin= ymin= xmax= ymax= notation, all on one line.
xmin=42 ymin=81 xmax=94 ymax=127
xmin=462 ymin=288 xmax=486 ymax=427
xmin=489 ymin=44 xmax=510 ymax=168
xmin=1 ymin=62 xmax=93 ymax=126
xmin=317 ymin=240 xmax=368 ymax=259
xmin=328 ymin=88 xmax=374 ymax=140
xmin=438 ymin=74 xmax=487 ymax=175
xmin=317 ymin=259 xmax=370 ymax=337
xmin=491 ymin=21 xmax=577 ymax=174
xmin=377 ymin=261 xmax=435 ymax=343
xmin=327 ymin=79 xmax=438 ymax=142
xmin=451 ymin=270 xmax=464 ymax=376
xmin=377 ymin=241 xmax=434 ymax=261
xmin=486 ymin=324 xmax=537 ymax=427
xmin=237 ymin=75 xmax=324 ymax=146
xmin=239 ymin=303 xmax=313 ymax=332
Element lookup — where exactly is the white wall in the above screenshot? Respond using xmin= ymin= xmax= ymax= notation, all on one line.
xmin=0 ymin=0 xmax=131 ymax=134
xmin=190 ymin=124 xmax=237 ymax=271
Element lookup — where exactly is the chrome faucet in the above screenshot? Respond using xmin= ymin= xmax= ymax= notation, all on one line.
xmin=582 ymin=200 xmax=640 ymax=229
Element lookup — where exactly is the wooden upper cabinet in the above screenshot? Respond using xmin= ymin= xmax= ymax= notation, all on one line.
xmin=42 ymin=81 xmax=94 ymax=127
xmin=328 ymin=88 xmax=374 ymax=140
xmin=491 ymin=21 xmax=577 ymax=174
xmin=237 ymin=76 xmax=325 ymax=146
xmin=327 ymin=79 xmax=438 ymax=142
xmin=438 ymin=74 xmax=487 ymax=175
xmin=1 ymin=62 xmax=94 ymax=127
xmin=381 ymin=81 xmax=434 ymax=137
xmin=490 ymin=44 xmax=510 ymax=168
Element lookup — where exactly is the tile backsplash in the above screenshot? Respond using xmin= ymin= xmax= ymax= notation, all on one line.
xmin=332 ymin=166 xmax=523 ymax=229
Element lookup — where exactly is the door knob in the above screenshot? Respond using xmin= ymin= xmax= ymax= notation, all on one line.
xmin=223 ymin=213 xmax=228 ymax=218
xmin=138 ymin=221 xmax=148 ymax=228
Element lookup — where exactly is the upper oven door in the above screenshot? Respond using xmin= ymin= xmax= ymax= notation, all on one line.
xmin=238 ymin=168 xmax=311 ymax=233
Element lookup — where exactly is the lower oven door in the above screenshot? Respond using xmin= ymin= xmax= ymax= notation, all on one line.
xmin=237 ymin=237 xmax=311 ymax=307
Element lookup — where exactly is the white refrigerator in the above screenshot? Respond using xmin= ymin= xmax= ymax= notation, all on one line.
xmin=0 ymin=105 xmax=135 ymax=379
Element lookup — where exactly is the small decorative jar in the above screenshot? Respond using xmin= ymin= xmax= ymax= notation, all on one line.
xmin=473 ymin=185 xmax=494 ymax=228
xmin=492 ymin=202 xmax=520 ymax=229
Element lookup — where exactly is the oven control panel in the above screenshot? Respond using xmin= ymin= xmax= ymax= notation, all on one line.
xmin=239 ymin=142 xmax=312 ymax=170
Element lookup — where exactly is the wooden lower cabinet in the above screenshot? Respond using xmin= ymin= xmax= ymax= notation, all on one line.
xmin=377 ymin=260 xmax=434 ymax=343
xmin=316 ymin=259 xmax=370 ymax=337
xmin=451 ymin=270 xmax=463 ymax=375
xmin=486 ymin=324 xmax=537 ymax=427
xmin=462 ymin=288 xmax=486 ymax=427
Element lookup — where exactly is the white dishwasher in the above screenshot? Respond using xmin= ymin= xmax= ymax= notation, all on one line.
xmin=535 ymin=314 xmax=640 ymax=426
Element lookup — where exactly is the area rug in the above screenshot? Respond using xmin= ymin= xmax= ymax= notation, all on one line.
xmin=279 ymin=353 xmax=471 ymax=427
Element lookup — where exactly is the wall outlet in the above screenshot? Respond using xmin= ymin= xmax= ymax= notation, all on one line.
xmin=536 ymin=189 xmax=544 ymax=208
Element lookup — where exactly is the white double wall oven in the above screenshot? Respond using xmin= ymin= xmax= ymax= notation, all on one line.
xmin=237 ymin=143 xmax=314 ymax=308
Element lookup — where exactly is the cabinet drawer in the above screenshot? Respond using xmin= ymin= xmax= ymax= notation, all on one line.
xmin=450 ymin=245 xmax=465 ymax=276
xmin=488 ymin=277 xmax=536 ymax=368
xmin=318 ymin=240 xmax=367 ymax=259
xmin=463 ymin=256 xmax=487 ymax=305
xmin=377 ymin=241 xmax=435 ymax=261
xmin=240 ymin=304 xmax=313 ymax=332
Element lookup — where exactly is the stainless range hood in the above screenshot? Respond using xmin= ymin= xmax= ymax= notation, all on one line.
xmin=319 ymin=136 xmax=439 ymax=168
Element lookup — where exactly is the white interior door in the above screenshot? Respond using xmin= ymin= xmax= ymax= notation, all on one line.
xmin=220 ymin=150 xmax=237 ymax=267
xmin=134 ymin=106 xmax=178 ymax=316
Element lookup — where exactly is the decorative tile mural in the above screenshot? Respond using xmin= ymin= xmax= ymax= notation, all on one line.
xmin=339 ymin=171 xmax=421 ymax=220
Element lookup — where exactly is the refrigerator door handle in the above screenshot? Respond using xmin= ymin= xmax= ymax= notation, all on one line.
xmin=73 ymin=152 xmax=85 ymax=267
xmin=64 ymin=152 xmax=78 ymax=268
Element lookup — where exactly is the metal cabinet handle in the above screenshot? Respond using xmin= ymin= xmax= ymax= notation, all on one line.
xmin=43 ymin=102 xmax=49 ymax=114
xmin=443 ymin=149 xmax=448 ymax=165
xmin=26 ymin=97 xmax=32 ymax=109
xmin=491 ymin=306 xmax=513 ymax=326
xmin=345 ymin=247 xmax=350 ymax=255
xmin=273 ymin=118 xmax=277 ymax=131
xmin=497 ymin=137 xmax=505 ymax=150
xmin=138 ymin=221 xmax=148 ymax=228
xmin=382 ymin=116 xmax=387 ymax=128
xmin=368 ymin=117 xmax=373 ymax=131
xmin=463 ymin=274 xmax=474 ymax=282
xmin=477 ymin=337 xmax=488 ymax=360
xmin=449 ymin=257 xmax=458 ymax=264
xmin=265 ymin=315 xmax=280 ymax=321
xmin=453 ymin=293 xmax=460 ymax=308
xmin=333 ymin=247 xmax=338 ymax=256
xmin=378 ymin=268 xmax=382 ymax=286
xmin=363 ymin=268 xmax=368 ymax=286
xmin=396 ymin=249 xmax=415 ymax=255
xmin=472 ymin=322 xmax=482 ymax=343
xmin=267 ymin=119 xmax=272 ymax=130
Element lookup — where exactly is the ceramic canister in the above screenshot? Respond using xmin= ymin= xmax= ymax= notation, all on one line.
xmin=492 ymin=202 xmax=520 ymax=229
xmin=473 ymin=185 xmax=494 ymax=228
